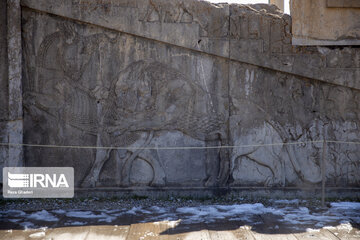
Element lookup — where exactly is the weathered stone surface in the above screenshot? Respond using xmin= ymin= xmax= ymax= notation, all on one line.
xmin=21 ymin=0 xmax=360 ymax=90
xmin=0 ymin=0 xmax=8 ymax=122
xmin=7 ymin=0 xmax=23 ymax=168
xmin=21 ymin=9 xmax=229 ymax=187
xmin=1 ymin=0 xmax=24 ymax=182
xmin=0 ymin=0 xmax=358 ymax=192
xmin=269 ymin=0 xmax=284 ymax=11
xmin=229 ymin=3 xmax=360 ymax=90
xmin=21 ymin=0 xmax=230 ymax=58
xmin=327 ymin=0 xmax=360 ymax=8
xmin=292 ymin=0 xmax=360 ymax=45
xmin=229 ymin=62 xmax=360 ymax=187
xmin=0 ymin=0 xmax=9 ymax=177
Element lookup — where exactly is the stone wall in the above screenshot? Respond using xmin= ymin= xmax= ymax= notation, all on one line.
xmin=1 ymin=0 xmax=359 ymax=196
xmin=0 ymin=0 xmax=9 ymax=176
xmin=291 ymin=0 xmax=360 ymax=45
xmin=0 ymin=0 xmax=23 ymax=178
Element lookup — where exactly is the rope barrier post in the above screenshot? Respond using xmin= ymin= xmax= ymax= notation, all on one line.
xmin=321 ymin=138 xmax=326 ymax=208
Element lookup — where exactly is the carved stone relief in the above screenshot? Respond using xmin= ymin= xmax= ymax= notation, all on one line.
xmin=20 ymin=4 xmax=360 ymax=190
xmin=229 ymin=62 xmax=360 ymax=187
xmin=22 ymin=9 xmax=229 ymax=188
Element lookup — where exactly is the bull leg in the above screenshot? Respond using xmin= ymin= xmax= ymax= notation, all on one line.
xmin=204 ymin=135 xmax=221 ymax=187
xmin=204 ymin=132 xmax=231 ymax=187
xmin=216 ymin=132 xmax=230 ymax=186
xmin=81 ymin=148 xmax=112 ymax=187
xmin=81 ymin=132 xmax=112 ymax=187
xmin=121 ymin=131 xmax=154 ymax=186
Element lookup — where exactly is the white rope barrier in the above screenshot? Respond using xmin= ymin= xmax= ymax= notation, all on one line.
xmin=0 ymin=139 xmax=358 ymax=150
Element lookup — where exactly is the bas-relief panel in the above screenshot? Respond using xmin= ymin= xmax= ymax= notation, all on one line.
xmin=21 ymin=7 xmax=360 ymax=189
xmin=229 ymin=62 xmax=360 ymax=187
xmin=21 ymin=9 xmax=229 ymax=188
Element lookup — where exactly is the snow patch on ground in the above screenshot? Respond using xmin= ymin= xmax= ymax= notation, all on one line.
xmin=273 ymin=199 xmax=300 ymax=204
xmin=153 ymin=220 xmax=181 ymax=228
xmin=331 ymin=202 xmax=360 ymax=209
xmin=0 ymin=210 xmax=26 ymax=217
xmin=126 ymin=207 xmax=152 ymax=215
xmin=65 ymin=210 xmax=116 ymax=223
xmin=337 ymin=222 xmax=353 ymax=232
xmin=52 ymin=209 xmax=66 ymax=214
xmin=306 ymin=228 xmax=320 ymax=232
xmin=98 ymin=215 xmax=116 ymax=223
xmin=1 ymin=200 xmax=359 ymax=230
xmin=66 ymin=210 xmax=106 ymax=218
xmin=176 ymin=203 xmax=281 ymax=223
xmin=29 ymin=231 xmax=46 ymax=238
xmin=8 ymin=218 xmax=21 ymax=223
xmin=28 ymin=210 xmax=58 ymax=222
xmin=19 ymin=221 xmax=36 ymax=230
xmin=64 ymin=221 xmax=87 ymax=226
xmin=149 ymin=206 xmax=167 ymax=214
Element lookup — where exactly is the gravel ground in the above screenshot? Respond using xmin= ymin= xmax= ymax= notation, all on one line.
xmin=0 ymin=196 xmax=330 ymax=212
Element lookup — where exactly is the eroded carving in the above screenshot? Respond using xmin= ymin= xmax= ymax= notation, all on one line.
xmin=21 ymin=7 xmax=360 ymax=190
xmin=23 ymin=17 xmax=228 ymax=188
xmin=229 ymin=64 xmax=360 ymax=187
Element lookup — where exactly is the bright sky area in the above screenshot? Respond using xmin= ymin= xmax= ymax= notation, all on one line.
xmin=206 ymin=0 xmax=290 ymax=14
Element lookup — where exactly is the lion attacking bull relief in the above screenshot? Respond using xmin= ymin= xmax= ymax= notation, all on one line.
xmin=23 ymin=19 xmax=228 ymax=188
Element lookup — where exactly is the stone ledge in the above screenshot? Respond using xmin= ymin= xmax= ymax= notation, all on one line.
xmin=73 ymin=187 xmax=360 ymax=199
xmin=293 ymin=37 xmax=360 ymax=46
